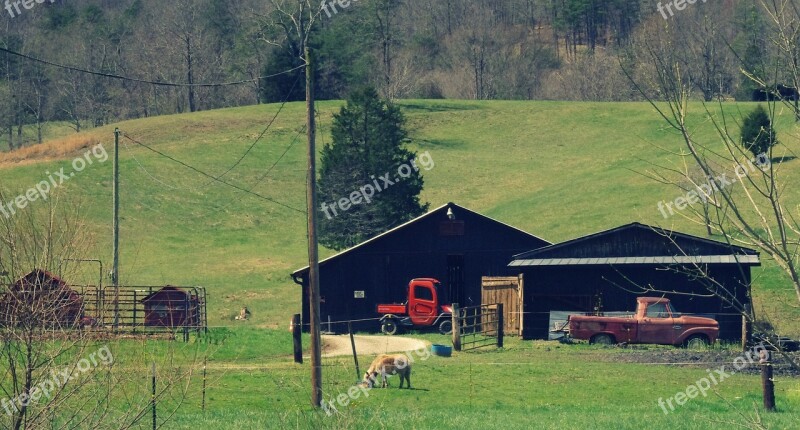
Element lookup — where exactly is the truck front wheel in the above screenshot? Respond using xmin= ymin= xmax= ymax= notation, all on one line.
xmin=438 ymin=319 xmax=452 ymax=335
xmin=684 ymin=335 xmax=710 ymax=349
xmin=381 ymin=319 xmax=399 ymax=335
xmin=590 ymin=334 xmax=615 ymax=345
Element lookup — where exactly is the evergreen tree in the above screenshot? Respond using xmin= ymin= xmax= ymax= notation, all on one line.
xmin=317 ymin=87 xmax=428 ymax=250
xmin=741 ymin=105 xmax=778 ymax=157
xmin=260 ymin=46 xmax=306 ymax=103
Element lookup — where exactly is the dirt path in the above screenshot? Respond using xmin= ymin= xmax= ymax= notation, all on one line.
xmin=321 ymin=334 xmax=428 ymax=358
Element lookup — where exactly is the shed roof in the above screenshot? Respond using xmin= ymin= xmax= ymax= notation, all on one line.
xmin=509 ymin=222 xmax=759 ymax=267
xmin=292 ymin=202 xmax=549 ymax=277
xmin=141 ymin=286 xmax=190 ymax=303
xmin=11 ymin=269 xmax=69 ymax=291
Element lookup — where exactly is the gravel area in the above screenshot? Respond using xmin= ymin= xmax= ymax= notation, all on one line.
xmin=602 ymin=345 xmax=800 ymax=377
xmin=320 ymin=334 xmax=427 ymax=358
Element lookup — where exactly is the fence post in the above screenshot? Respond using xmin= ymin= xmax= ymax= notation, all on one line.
xmin=742 ymin=304 xmax=752 ymax=353
xmin=151 ymin=361 xmax=157 ymax=430
xmin=349 ymin=322 xmax=360 ymax=382
xmin=760 ymin=350 xmax=776 ymax=412
xmin=201 ymin=356 xmax=207 ymax=412
xmin=133 ymin=290 xmax=137 ymax=333
xmin=451 ymin=303 xmax=461 ymax=352
xmin=497 ymin=303 xmax=504 ymax=348
xmin=292 ymin=314 xmax=303 ymax=364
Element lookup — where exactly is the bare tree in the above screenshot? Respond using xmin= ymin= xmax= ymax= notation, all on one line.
xmin=0 ymin=194 xmax=198 ymax=429
xmin=626 ymin=0 xmax=800 ymax=303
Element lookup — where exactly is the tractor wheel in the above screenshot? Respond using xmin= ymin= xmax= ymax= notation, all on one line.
xmin=381 ymin=319 xmax=399 ymax=335
xmin=684 ymin=335 xmax=710 ymax=349
xmin=590 ymin=334 xmax=615 ymax=345
xmin=438 ymin=319 xmax=453 ymax=335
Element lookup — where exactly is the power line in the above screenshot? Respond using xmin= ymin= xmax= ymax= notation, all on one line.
xmin=122 ymin=133 xmax=306 ymax=214
xmin=0 ymin=47 xmax=303 ymax=88
xmin=207 ymin=125 xmax=307 ymax=215
xmin=201 ymin=72 xmax=304 ymax=186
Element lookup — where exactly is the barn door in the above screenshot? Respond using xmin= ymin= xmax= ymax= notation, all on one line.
xmin=446 ymin=255 xmax=465 ymax=305
xmin=481 ymin=275 xmax=523 ymax=336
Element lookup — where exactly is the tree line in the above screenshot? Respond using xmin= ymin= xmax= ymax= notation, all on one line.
xmin=0 ymin=0 xmax=778 ymax=150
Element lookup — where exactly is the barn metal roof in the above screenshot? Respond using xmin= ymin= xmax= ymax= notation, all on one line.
xmin=509 ymin=254 xmax=761 ymax=267
xmin=510 ymin=222 xmax=760 ymax=270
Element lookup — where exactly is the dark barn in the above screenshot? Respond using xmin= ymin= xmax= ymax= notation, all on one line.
xmin=0 ymin=269 xmax=83 ymax=328
xmin=291 ymin=203 xmax=550 ymax=333
xmin=141 ymin=286 xmax=200 ymax=328
xmin=508 ymin=223 xmax=759 ymax=342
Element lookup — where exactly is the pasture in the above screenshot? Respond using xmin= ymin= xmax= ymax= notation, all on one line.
xmin=161 ymin=330 xmax=800 ymax=429
xmin=2 ymin=100 xmax=800 ymax=428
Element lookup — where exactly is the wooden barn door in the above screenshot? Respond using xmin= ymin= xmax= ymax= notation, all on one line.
xmin=481 ymin=275 xmax=523 ymax=336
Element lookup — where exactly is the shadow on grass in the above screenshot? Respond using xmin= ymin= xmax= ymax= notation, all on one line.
xmin=771 ymin=156 xmax=797 ymax=164
xmin=399 ymin=102 xmax=483 ymax=113
xmin=415 ymin=138 xmax=465 ymax=149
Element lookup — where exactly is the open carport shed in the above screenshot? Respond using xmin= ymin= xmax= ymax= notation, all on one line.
xmin=291 ymin=202 xmax=550 ymax=333
xmin=508 ymin=223 xmax=760 ymax=342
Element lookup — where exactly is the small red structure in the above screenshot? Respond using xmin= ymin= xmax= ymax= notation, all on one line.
xmin=0 ymin=269 xmax=84 ymax=328
xmin=140 ymin=286 xmax=199 ymax=328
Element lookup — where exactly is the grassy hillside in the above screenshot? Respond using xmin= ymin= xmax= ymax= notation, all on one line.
xmin=1 ymin=100 xmax=798 ymax=334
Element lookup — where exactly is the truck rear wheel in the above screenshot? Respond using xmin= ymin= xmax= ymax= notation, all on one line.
xmin=381 ymin=319 xmax=399 ymax=335
xmin=590 ymin=334 xmax=615 ymax=345
xmin=438 ymin=319 xmax=452 ymax=335
xmin=684 ymin=335 xmax=710 ymax=349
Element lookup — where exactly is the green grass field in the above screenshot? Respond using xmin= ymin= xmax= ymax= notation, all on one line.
xmin=160 ymin=332 xmax=800 ymax=430
xmin=1 ymin=100 xmax=799 ymax=428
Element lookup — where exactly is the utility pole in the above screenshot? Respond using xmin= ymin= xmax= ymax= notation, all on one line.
xmin=113 ymin=127 xmax=120 ymax=329
xmin=304 ymin=44 xmax=322 ymax=407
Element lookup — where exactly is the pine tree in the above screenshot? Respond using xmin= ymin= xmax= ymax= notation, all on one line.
xmin=741 ymin=105 xmax=778 ymax=158
xmin=317 ymin=87 xmax=428 ymax=250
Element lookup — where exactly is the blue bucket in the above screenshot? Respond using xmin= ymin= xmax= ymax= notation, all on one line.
xmin=431 ymin=344 xmax=452 ymax=357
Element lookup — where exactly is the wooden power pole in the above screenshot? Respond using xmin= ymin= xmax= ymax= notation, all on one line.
xmin=304 ymin=43 xmax=323 ymax=408
xmin=112 ymin=128 xmax=120 ymax=330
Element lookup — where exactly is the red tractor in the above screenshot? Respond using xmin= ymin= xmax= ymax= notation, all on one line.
xmin=377 ymin=278 xmax=453 ymax=335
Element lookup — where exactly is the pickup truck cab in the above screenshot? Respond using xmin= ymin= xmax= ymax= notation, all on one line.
xmin=568 ymin=297 xmax=719 ymax=347
xmin=377 ymin=278 xmax=453 ymax=335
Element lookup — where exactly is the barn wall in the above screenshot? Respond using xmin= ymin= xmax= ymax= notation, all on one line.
xmin=520 ymin=265 xmax=749 ymax=341
xmin=298 ymin=208 xmax=548 ymax=333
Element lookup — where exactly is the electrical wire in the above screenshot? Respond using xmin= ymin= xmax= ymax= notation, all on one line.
xmin=198 ymin=72 xmax=304 ymax=187
xmin=0 ymin=46 xmax=304 ymax=88
xmin=122 ymin=133 xmax=306 ymax=214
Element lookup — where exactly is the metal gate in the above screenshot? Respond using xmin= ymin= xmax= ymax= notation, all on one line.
xmin=451 ymin=303 xmax=503 ymax=351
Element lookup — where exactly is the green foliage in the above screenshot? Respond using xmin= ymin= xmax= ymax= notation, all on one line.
xmin=318 ymin=88 xmax=428 ymax=250
xmin=734 ymin=2 xmax=767 ymax=101
xmin=42 ymin=4 xmax=78 ymax=31
xmin=260 ymin=47 xmax=305 ymax=103
xmin=740 ymin=105 xmax=778 ymax=157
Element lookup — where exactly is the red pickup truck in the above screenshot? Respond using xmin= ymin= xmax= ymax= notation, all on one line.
xmin=377 ymin=278 xmax=453 ymax=335
xmin=568 ymin=297 xmax=719 ymax=348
